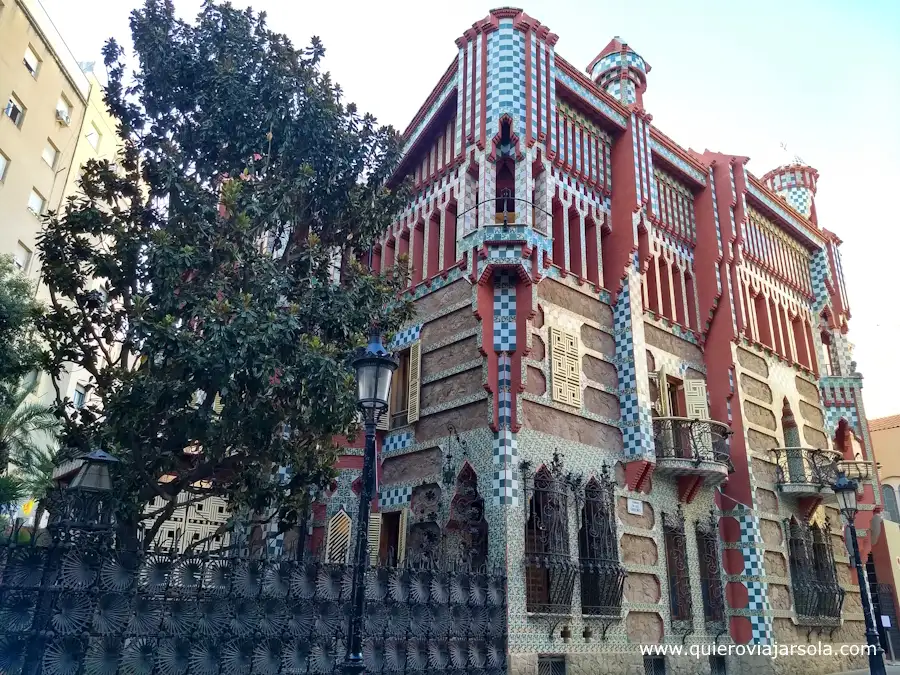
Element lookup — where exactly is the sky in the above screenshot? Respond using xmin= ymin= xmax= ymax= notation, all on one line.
xmin=40 ymin=0 xmax=900 ymax=418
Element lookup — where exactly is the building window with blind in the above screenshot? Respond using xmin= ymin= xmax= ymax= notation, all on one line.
xmin=550 ymin=327 xmax=582 ymax=408
xmin=786 ymin=517 xmax=844 ymax=624
xmin=663 ymin=508 xmax=692 ymax=625
xmin=578 ymin=470 xmax=625 ymax=618
xmin=696 ymin=513 xmax=725 ymax=628
xmin=324 ymin=510 xmax=352 ymax=563
xmin=524 ymin=454 xmax=578 ymax=614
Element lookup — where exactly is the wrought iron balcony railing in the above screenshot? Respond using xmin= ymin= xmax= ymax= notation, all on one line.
xmin=770 ymin=447 xmax=842 ymax=495
xmin=793 ymin=577 xmax=845 ymax=626
xmin=652 ymin=417 xmax=732 ymax=476
xmin=579 ymin=558 xmax=626 ymax=618
xmin=524 ymin=551 xmax=579 ymax=614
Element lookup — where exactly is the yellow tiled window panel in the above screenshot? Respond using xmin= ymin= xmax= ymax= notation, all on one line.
xmin=550 ymin=327 xmax=582 ymax=408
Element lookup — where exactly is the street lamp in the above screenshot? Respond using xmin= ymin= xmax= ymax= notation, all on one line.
xmin=833 ymin=471 xmax=887 ymax=675
xmin=345 ymin=331 xmax=398 ymax=675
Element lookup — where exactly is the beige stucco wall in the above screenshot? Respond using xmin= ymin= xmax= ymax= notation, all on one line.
xmin=873 ymin=422 xmax=900 ymax=484
xmin=0 ymin=0 xmax=89 ymax=279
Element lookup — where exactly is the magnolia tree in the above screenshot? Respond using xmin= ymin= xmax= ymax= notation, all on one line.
xmin=38 ymin=0 xmax=412 ymax=548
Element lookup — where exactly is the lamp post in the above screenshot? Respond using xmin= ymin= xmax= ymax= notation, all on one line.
xmin=833 ymin=471 xmax=887 ymax=675
xmin=345 ymin=331 xmax=398 ymax=675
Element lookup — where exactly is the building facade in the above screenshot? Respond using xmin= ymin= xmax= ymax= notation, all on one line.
xmin=1 ymin=1 xmax=126 ymax=417
xmin=308 ymin=8 xmax=880 ymax=675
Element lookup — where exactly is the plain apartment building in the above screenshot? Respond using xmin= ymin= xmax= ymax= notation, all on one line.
xmin=0 ymin=0 xmax=123 ymax=410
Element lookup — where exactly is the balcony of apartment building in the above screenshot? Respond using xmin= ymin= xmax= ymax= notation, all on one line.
xmin=651 ymin=417 xmax=732 ymax=484
xmin=769 ymin=446 xmax=842 ymax=498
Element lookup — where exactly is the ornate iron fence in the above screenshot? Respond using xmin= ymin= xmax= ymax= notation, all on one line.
xmin=0 ymin=519 xmax=507 ymax=675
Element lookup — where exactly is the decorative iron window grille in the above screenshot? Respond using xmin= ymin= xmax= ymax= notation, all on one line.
xmin=695 ymin=513 xmax=725 ymax=629
xmin=644 ymin=655 xmax=667 ymax=675
xmin=663 ymin=508 xmax=693 ymax=626
xmin=538 ymin=655 xmax=567 ymax=675
xmin=578 ymin=469 xmax=625 ymax=618
xmin=709 ymin=655 xmax=727 ymax=675
xmin=652 ymin=417 xmax=731 ymax=466
xmin=523 ymin=453 xmax=580 ymax=615
xmin=786 ymin=518 xmax=845 ymax=625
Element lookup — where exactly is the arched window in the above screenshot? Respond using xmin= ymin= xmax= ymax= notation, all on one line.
xmin=578 ymin=472 xmax=625 ymax=616
xmin=524 ymin=457 xmax=577 ymax=613
xmin=324 ymin=510 xmax=352 ymax=563
xmin=786 ymin=518 xmax=844 ymax=622
xmin=696 ymin=514 xmax=725 ymax=626
xmin=885 ymin=485 xmax=900 ymax=523
xmin=445 ymin=464 xmax=488 ymax=570
xmin=663 ymin=509 xmax=692 ymax=622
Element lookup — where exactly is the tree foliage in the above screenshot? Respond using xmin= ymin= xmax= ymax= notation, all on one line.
xmin=0 ymin=255 xmax=43 ymax=418
xmin=38 ymin=0 xmax=412 ymax=547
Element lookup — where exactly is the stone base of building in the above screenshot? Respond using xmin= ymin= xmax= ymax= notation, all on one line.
xmin=509 ymin=651 xmax=869 ymax=675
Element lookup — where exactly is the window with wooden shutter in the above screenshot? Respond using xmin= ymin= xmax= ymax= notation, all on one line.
xmin=368 ymin=513 xmax=382 ymax=566
xmin=212 ymin=393 xmax=224 ymax=414
xmin=683 ymin=379 xmax=709 ymax=419
xmin=397 ymin=508 xmax=409 ymax=565
xmin=550 ymin=327 xmax=581 ymax=408
xmin=324 ymin=510 xmax=352 ymax=563
xmin=407 ymin=342 xmax=421 ymax=423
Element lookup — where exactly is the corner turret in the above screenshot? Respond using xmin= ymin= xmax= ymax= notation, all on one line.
xmin=586 ymin=37 xmax=650 ymax=107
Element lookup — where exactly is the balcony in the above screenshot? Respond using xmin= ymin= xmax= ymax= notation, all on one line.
xmin=652 ymin=417 xmax=732 ymax=484
xmin=770 ymin=447 xmax=842 ymax=497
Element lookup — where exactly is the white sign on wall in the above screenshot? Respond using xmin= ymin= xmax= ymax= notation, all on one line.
xmin=627 ymin=499 xmax=644 ymax=516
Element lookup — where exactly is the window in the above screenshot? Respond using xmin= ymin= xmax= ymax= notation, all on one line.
xmin=323 ymin=510 xmax=352 ymax=563
xmin=643 ymin=657 xmax=666 ymax=675
xmin=884 ymin=485 xmax=900 ymax=523
xmin=86 ymin=122 xmax=102 ymax=151
xmin=578 ymin=473 xmax=625 ymax=616
xmin=73 ymin=385 xmax=86 ymax=409
xmin=27 ymin=189 xmax=45 ymax=216
xmin=786 ymin=518 xmax=844 ymax=623
xmin=5 ymin=94 xmax=25 ymax=127
xmin=13 ymin=242 xmax=32 ymax=273
xmin=56 ymin=97 xmax=72 ymax=125
xmin=379 ymin=340 xmax=420 ymax=430
xmin=0 ymin=150 xmax=8 ymax=181
xmin=23 ymin=45 xmax=41 ymax=77
xmin=371 ymin=508 xmax=408 ymax=567
xmin=525 ymin=458 xmax=577 ymax=613
xmin=709 ymin=656 xmax=727 ymax=675
xmin=42 ymin=139 xmax=59 ymax=168
xmin=538 ymin=656 xmax=566 ymax=675
xmin=549 ymin=327 xmax=581 ymax=408
xmin=663 ymin=509 xmax=692 ymax=622
xmin=696 ymin=517 xmax=725 ymax=625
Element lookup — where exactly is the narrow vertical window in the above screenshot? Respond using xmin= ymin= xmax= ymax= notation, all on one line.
xmin=663 ymin=509 xmax=692 ymax=623
xmin=578 ymin=471 xmax=625 ymax=616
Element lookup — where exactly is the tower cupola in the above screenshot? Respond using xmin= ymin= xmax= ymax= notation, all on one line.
xmin=762 ymin=163 xmax=819 ymax=223
xmin=587 ymin=37 xmax=650 ymax=107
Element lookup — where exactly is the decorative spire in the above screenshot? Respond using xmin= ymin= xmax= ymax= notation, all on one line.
xmin=586 ymin=37 xmax=651 ymax=107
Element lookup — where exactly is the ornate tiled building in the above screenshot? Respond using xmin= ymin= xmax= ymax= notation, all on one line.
xmin=311 ymin=8 xmax=882 ymax=674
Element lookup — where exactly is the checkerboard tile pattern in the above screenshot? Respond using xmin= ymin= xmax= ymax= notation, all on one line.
xmin=390 ymin=324 xmax=422 ymax=351
xmin=492 ymin=279 xmax=520 ymax=506
xmin=494 ymin=270 xmax=517 ymax=352
xmin=810 ymin=248 xmax=831 ymax=312
xmin=615 ymin=271 xmax=655 ymax=460
xmin=782 ymin=186 xmax=812 ymax=218
xmin=379 ymin=485 xmax=412 ymax=509
xmin=381 ymin=430 xmax=414 ymax=456
xmin=487 ymin=19 xmax=526 ymax=140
